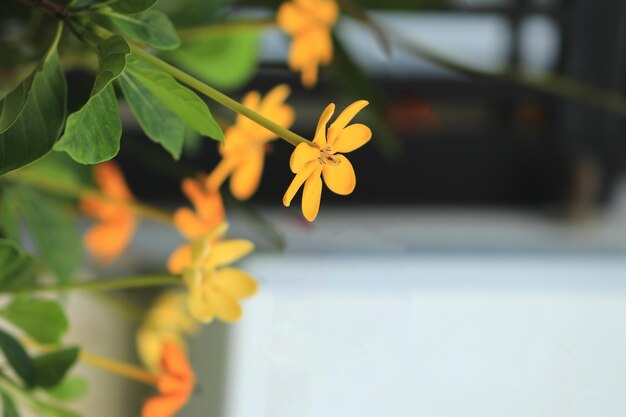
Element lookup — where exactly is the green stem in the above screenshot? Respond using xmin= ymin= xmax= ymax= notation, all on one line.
xmin=388 ymin=28 xmax=626 ymax=117
xmin=128 ymin=45 xmax=310 ymax=147
xmin=5 ymin=171 xmax=173 ymax=224
xmin=0 ymin=274 xmax=180 ymax=295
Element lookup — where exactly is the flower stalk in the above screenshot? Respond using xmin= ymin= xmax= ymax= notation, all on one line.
xmin=127 ymin=45 xmax=311 ymax=147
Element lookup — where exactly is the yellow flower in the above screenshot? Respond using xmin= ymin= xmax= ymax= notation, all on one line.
xmin=206 ymin=84 xmax=295 ymax=200
xmin=283 ymin=100 xmax=371 ymax=221
xmin=137 ymin=291 xmax=199 ymax=373
xmin=277 ymin=0 xmax=339 ymax=88
xmin=183 ymin=227 xmax=257 ymax=323
xmin=167 ymin=177 xmax=225 ymax=274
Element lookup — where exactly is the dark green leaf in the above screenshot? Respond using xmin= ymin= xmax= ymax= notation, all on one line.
xmin=110 ymin=0 xmax=158 ymax=13
xmin=125 ymin=55 xmax=223 ymax=140
xmin=1 ymin=297 xmax=68 ymax=344
xmin=54 ymin=36 xmax=129 ymax=164
xmin=91 ymin=35 xmax=130 ymax=96
xmin=0 ymin=239 xmax=37 ymax=290
xmin=0 ymin=329 xmax=34 ymax=388
xmin=0 ymin=190 xmax=19 ymax=242
xmin=155 ymin=0 xmax=228 ymax=27
xmin=105 ymin=10 xmax=180 ymax=50
xmin=0 ymin=38 xmax=66 ymax=175
xmin=44 ymin=377 xmax=87 ymax=401
xmin=10 ymin=187 xmax=82 ymax=283
xmin=1 ymin=392 xmax=19 ymax=417
xmin=33 ymin=348 xmax=79 ymax=388
xmin=118 ymin=72 xmax=186 ymax=159
xmin=54 ymin=84 xmax=121 ymax=164
xmin=0 ymin=76 xmax=33 ymax=133
xmin=164 ymin=29 xmax=260 ymax=89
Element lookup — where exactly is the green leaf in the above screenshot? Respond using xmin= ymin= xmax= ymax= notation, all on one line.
xmin=0 ymin=329 xmax=35 ymax=388
xmin=1 ymin=392 xmax=19 ymax=417
xmin=54 ymin=36 xmax=129 ymax=164
xmin=33 ymin=348 xmax=79 ymax=389
xmin=105 ymin=10 xmax=180 ymax=50
xmin=91 ymin=35 xmax=131 ymax=96
xmin=10 ymin=187 xmax=82 ymax=283
xmin=0 ymin=30 xmax=66 ymax=175
xmin=125 ymin=55 xmax=223 ymax=140
xmin=44 ymin=377 xmax=87 ymax=402
xmin=110 ymin=0 xmax=158 ymax=13
xmin=0 ymin=190 xmax=19 ymax=243
xmin=0 ymin=239 xmax=37 ymax=291
xmin=54 ymin=85 xmax=121 ymax=164
xmin=118 ymin=72 xmax=186 ymax=159
xmin=0 ymin=75 xmax=33 ymax=133
xmin=155 ymin=0 xmax=228 ymax=27
xmin=1 ymin=297 xmax=68 ymax=344
xmin=164 ymin=29 xmax=260 ymax=89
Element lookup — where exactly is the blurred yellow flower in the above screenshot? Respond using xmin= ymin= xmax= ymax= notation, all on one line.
xmin=141 ymin=343 xmax=195 ymax=417
xmin=206 ymin=84 xmax=295 ymax=200
xmin=137 ymin=291 xmax=198 ymax=373
xmin=167 ymin=177 xmax=225 ymax=274
xmin=277 ymin=0 xmax=339 ymax=88
xmin=81 ymin=162 xmax=137 ymax=263
xmin=183 ymin=227 xmax=257 ymax=323
xmin=283 ymin=100 xmax=371 ymax=221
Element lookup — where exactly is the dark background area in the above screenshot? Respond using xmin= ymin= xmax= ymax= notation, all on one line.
xmin=108 ymin=0 xmax=625 ymax=211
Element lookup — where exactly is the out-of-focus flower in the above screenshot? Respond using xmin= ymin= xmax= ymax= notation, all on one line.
xmin=277 ymin=0 xmax=339 ymax=88
xmin=206 ymin=85 xmax=295 ymax=200
xmin=167 ymin=178 xmax=225 ymax=274
xmin=137 ymin=291 xmax=199 ymax=373
xmin=183 ymin=227 xmax=257 ymax=323
xmin=141 ymin=343 xmax=195 ymax=417
xmin=283 ymin=100 xmax=371 ymax=221
xmin=81 ymin=162 xmax=137 ymax=263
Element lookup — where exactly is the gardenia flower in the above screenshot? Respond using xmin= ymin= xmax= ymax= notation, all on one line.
xmin=183 ymin=228 xmax=257 ymax=323
xmin=283 ymin=100 xmax=371 ymax=221
xmin=137 ymin=291 xmax=198 ymax=373
xmin=206 ymin=84 xmax=295 ymax=200
xmin=81 ymin=162 xmax=137 ymax=263
xmin=277 ymin=0 xmax=339 ymax=88
xmin=141 ymin=342 xmax=195 ymax=417
xmin=167 ymin=177 xmax=225 ymax=274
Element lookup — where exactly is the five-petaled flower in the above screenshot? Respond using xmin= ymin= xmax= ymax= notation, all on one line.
xmin=283 ymin=100 xmax=371 ymax=221
xmin=277 ymin=0 xmax=339 ymax=88
xmin=206 ymin=84 xmax=295 ymax=200
xmin=81 ymin=162 xmax=137 ymax=263
xmin=182 ymin=227 xmax=257 ymax=323
xmin=167 ymin=177 xmax=225 ymax=274
xmin=141 ymin=343 xmax=195 ymax=417
xmin=137 ymin=291 xmax=198 ymax=373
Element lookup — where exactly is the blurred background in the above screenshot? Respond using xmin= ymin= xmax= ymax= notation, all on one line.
xmin=5 ymin=0 xmax=626 ymax=415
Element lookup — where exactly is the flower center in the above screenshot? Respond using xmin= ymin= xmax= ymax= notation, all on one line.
xmin=317 ymin=147 xmax=341 ymax=166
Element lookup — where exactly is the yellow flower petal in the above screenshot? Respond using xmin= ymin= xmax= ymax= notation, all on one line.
xmin=277 ymin=2 xmax=311 ymax=35
xmin=210 ymin=289 xmax=242 ymax=323
xmin=290 ymin=143 xmax=319 ymax=173
xmin=313 ymin=103 xmax=335 ymax=146
xmin=316 ymin=0 xmax=340 ymax=26
xmin=213 ymin=268 xmax=258 ymax=299
xmin=331 ymin=123 xmax=372 ymax=153
xmin=173 ymin=207 xmax=210 ymax=239
xmin=327 ymin=100 xmax=369 ymax=145
xmin=185 ymin=272 xmax=214 ymax=323
xmin=230 ymin=150 xmax=264 ymax=201
xmin=302 ymin=169 xmax=323 ymax=221
xmin=283 ymin=160 xmax=317 ymax=207
xmin=322 ymin=155 xmax=356 ymax=195
xmin=206 ymin=240 xmax=255 ymax=268
xmin=167 ymin=244 xmax=193 ymax=274
xmin=235 ymin=90 xmax=261 ymax=128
